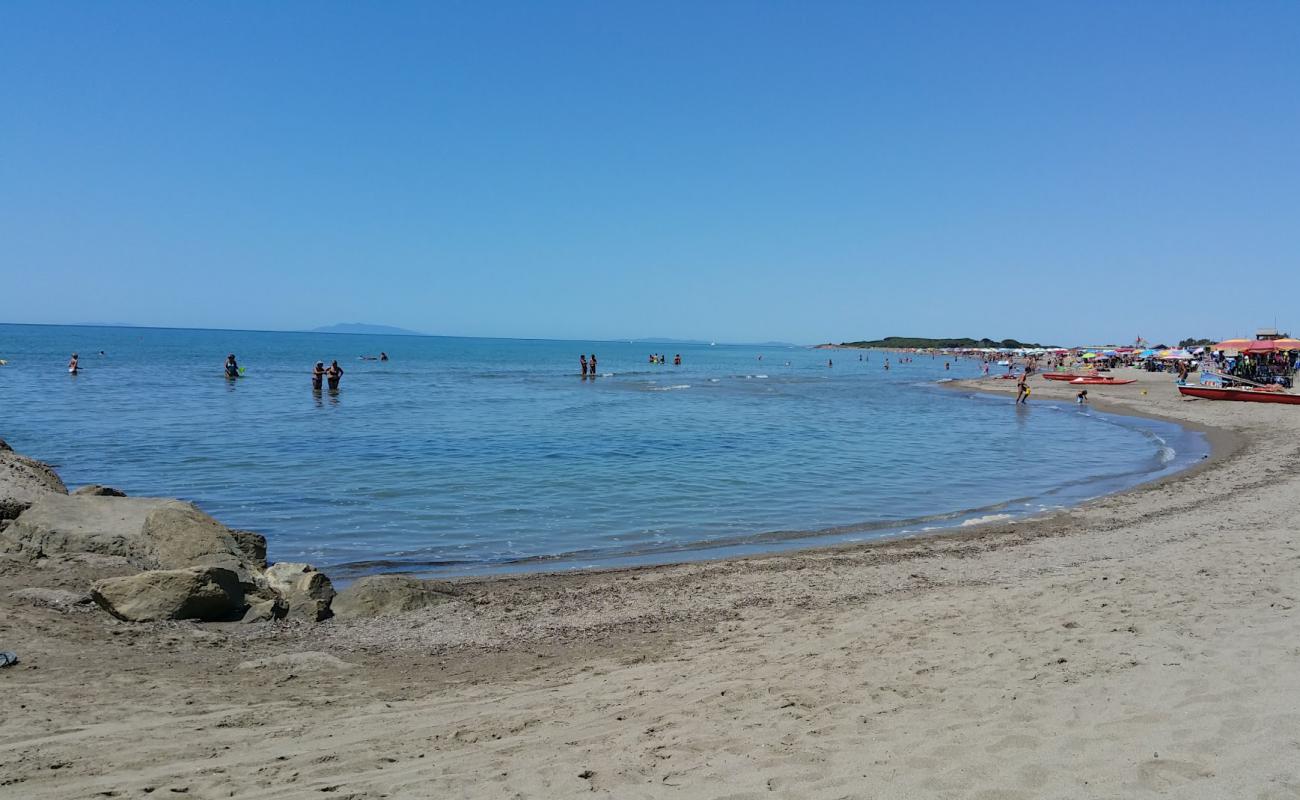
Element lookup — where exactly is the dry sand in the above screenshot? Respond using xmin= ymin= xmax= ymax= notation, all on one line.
xmin=2 ymin=367 xmax=1299 ymax=799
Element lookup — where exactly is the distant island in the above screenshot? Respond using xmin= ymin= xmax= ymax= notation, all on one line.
xmin=311 ymin=323 xmax=425 ymax=336
xmin=830 ymin=336 xmax=1056 ymax=349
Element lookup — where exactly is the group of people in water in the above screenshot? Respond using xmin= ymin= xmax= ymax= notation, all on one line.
xmin=579 ymin=353 xmax=599 ymax=377
xmin=646 ymin=353 xmax=681 ymax=365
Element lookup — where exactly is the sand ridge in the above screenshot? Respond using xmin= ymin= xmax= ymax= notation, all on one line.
xmin=1 ymin=367 xmax=1298 ymax=798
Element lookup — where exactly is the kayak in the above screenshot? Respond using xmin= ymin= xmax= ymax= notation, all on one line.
xmin=1069 ymin=377 xmax=1135 ymax=385
xmin=1178 ymin=385 xmax=1300 ymax=404
xmin=1041 ymin=373 xmax=1096 ymax=381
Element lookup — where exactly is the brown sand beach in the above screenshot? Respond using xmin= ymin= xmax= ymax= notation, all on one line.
xmin=2 ymin=368 xmax=1298 ymax=799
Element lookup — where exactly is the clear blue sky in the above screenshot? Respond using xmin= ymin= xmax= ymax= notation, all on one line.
xmin=3 ymin=2 xmax=1297 ymax=345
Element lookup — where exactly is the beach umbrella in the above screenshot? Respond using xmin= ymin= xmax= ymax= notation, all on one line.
xmin=1214 ymin=338 xmax=1253 ymax=352
xmin=1244 ymin=337 xmax=1300 ymax=353
xmin=1081 ymin=352 xmax=1098 ymax=359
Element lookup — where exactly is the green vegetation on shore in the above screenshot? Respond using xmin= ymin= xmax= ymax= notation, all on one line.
xmin=837 ymin=336 xmax=1053 ymax=349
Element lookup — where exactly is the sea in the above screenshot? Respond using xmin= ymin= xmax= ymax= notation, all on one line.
xmin=0 ymin=324 xmax=1208 ymax=577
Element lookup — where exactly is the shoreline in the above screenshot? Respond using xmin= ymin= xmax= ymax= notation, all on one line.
xmin=4 ymin=365 xmax=1300 ymax=797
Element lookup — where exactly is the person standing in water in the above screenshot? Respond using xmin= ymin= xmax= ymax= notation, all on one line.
xmin=312 ymin=361 xmax=326 ymax=391
xmin=580 ymin=354 xmax=588 ymax=377
xmin=326 ymin=360 xmax=343 ymax=390
xmin=68 ymin=353 xmax=79 ymax=374
xmin=673 ymin=354 xmax=681 ymax=366
xmin=224 ymin=354 xmax=239 ymax=379
xmin=589 ymin=353 xmax=597 ymax=375
xmin=379 ymin=352 xmax=388 ymax=362
xmin=1016 ymin=372 xmax=1030 ymax=404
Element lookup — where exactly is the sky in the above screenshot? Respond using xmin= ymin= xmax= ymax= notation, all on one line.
xmin=2 ymin=1 xmax=1298 ymax=346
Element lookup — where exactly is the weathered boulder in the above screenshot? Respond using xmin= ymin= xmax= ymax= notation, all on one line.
xmin=1 ymin=496 xmax=261 ymax=585
xmin=332 ymin=574 xmax=460 ymax=619
xmin=0 ymin=447 xmax=68 ymax=520
xmin=143 ymin=504 xmax=255 ymax=583
xmin=230 ymin=530 xmax=268 ymax=570
xmin=72 ymin=484 xmax=127 ymax=497
xmin=263 ymin=562 xmax=335 ymax=621
xmin=91 ymin=566 xmax=245 ymax=622
xmin=241 ymin=596 xmax=287 ymax=623
xmin=1 ymin=495 xmax=164 ymax=563
xmin=8 ymin=587 xmax=93 ymax=610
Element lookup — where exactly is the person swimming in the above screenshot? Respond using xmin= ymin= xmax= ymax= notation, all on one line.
xmin=68 ymin=353 xmax=79 ymax=374
xmin=312 ymin=361 xmax=326 ymax=391
xmin=224 ymin=354 xmax=239 ymax=379
xmin=326 ymin=360 xmax=343 ymax=390
xmin=380 ymin=352 xmax=388 ymax=361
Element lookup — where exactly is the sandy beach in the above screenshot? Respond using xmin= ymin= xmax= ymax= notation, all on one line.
xmin=2 ymin=367 xmax=1299 ymax=799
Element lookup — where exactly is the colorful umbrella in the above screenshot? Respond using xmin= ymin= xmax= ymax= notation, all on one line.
xmin=1244 ymin=338 xmax=1300 ymax=353
xmin=1214 ymin=338 xmax=1253 ymax=352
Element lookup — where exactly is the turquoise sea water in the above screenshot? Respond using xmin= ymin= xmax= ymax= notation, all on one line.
xmin=0 ymin=324 xmax=1206 ymax=576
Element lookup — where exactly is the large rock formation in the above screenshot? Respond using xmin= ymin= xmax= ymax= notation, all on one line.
xmin=91 ymin=566 xmax=245 ymax=622
xmin=0 ymin=443 xmax=335 ymax=624
xmin=0 ymin=442 xmax=68 ymax=520
xmin=0 ymin=496 xmax=263 ymax=585
xmin=332 ymin=574 xmax=460 ymax=619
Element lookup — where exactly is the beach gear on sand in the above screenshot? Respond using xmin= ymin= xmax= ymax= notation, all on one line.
xmin=0 ymin=651 xmax=17 ymax=668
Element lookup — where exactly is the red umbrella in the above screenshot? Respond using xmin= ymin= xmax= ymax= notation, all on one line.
xmin=1214 ymin=338 xmax=1253 ymax=352
xmin=1244 ymin=338 xmax=1300 ymax=353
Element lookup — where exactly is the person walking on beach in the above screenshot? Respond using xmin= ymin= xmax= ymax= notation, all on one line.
xmin=1015 ymin=372 xmax=1030 ymax=404
xmin=326 ymin=360 xmax=343 ymax=390
xmin=67 ymin=353 xmax=79 ymax=374
xmin=224 ymin=354 xmax=240 ymax=379
xmin=580 ymin=354 xmax=588 ymax=377
xmin=312 ymin=361 xmax=326 ymax=391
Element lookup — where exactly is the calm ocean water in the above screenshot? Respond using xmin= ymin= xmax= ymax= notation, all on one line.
xmin=0 ymin=324 xmax=1206 ymax=577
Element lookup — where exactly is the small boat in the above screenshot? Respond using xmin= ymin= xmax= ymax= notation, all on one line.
xmin=1178 ymin=385 xmax=1300 ymax=404
xmin=1041 ymin=372 xmax=1097 ymax=381
xmin=1069 ymin=377 xmax=1135 ymax=385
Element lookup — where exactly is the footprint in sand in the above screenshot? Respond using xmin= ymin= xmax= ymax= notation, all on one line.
xmin=1137 ymin=758 xmax=1214 ymax=789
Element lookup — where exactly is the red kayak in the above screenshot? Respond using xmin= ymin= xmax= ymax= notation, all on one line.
xmin=1178 ymin=385 xmax=1300 ymax=404
xmin=1042 ymin=373 xmax=1096 ymax=381
xmin=1069 ymin=377 xmax=1135 ymax=385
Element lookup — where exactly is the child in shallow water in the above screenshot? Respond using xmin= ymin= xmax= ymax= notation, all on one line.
xmin=1077 ymin=389 xmax=1088 ymax=405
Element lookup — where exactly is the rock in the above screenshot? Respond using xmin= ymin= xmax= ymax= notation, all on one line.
xmin=241 ymin=596 xmax=287 ymax=623
xmin=72 ymin=484 xmax=127 ymax=497
xmin=0 ymin=448 xmax=68 ymax=520
xmin=229 ymin=530 xmax=268 ymax=570
xmin=332 ymin=574 xmax=459 ymax=619
xmin=8 ymin=587 xmax=93 ymax=610
xmin=264 ymin=562 xmax=335 ymax=622
xmin=1 ymin=496 xmax=261 ymax=585
xmin=143 ymin=504 xmax=255 ymax=583
xmin=1 ymin=495 xmax=164 ymax=563
xmin=91 ymin=566 xmax=245 ymax=622
xmin=0 ymin=438 xmax=11 ymax=452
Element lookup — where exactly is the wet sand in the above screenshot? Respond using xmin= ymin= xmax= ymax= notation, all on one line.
xmin=2 ymin=367 xmax=1299 ymax=799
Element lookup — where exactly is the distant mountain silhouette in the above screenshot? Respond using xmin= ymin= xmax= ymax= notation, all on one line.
xmin=311 ymin=323 xmax=424 ymax=336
